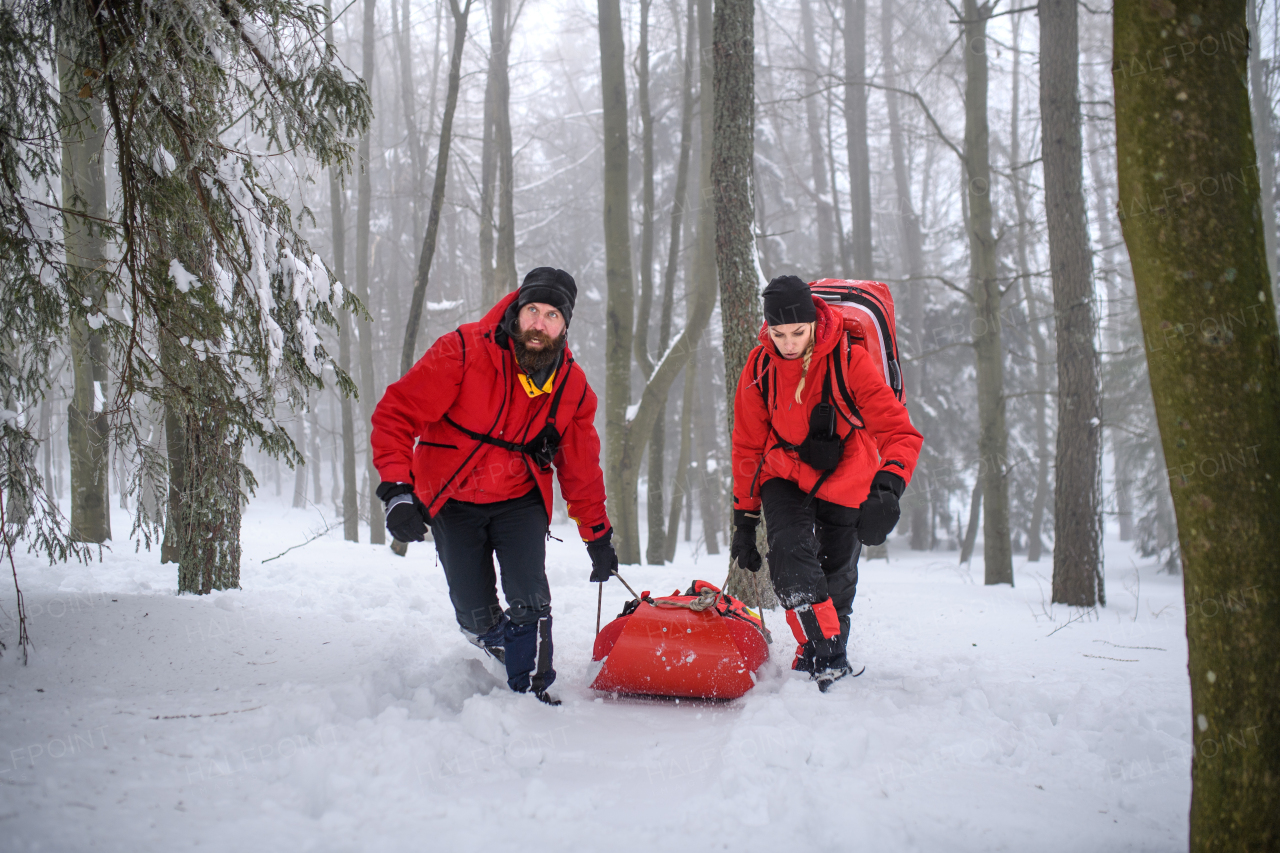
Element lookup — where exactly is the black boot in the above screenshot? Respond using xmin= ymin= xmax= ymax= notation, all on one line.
xmin=464 ymin=614 xmax=508 ymax=664
xmin=811 ymin=652 xmax=854 ymax=692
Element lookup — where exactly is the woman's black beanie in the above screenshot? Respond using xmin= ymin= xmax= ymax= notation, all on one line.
xmin=762 ymin=274 xmax=817 ymax=326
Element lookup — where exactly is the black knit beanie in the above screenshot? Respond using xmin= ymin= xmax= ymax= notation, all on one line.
xmin=762 ymin=275 xmax=816 ymax=326
xmin=517 ymin=267 xmax=578 ymax=326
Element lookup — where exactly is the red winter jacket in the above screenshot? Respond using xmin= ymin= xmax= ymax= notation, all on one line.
xmin=371 ymin=292 xmax=611 ymax=542
xmin=731 ymin=296 xmax=922 ymax=511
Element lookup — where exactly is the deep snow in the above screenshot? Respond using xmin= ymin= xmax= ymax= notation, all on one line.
xmin=0 ymin=498 xmax=1193 ymax=852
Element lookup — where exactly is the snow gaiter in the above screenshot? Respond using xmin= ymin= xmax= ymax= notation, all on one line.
xmin=786 ymin=599 xmax=843 ymax=656
xmin=504 ymin=615 xmax=555 ymax=693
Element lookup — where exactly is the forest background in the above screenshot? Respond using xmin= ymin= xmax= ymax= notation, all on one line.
xmin=7 ymin=0 xmax=1280 ymax=618
xmin=4 ymin=1 xmax=1280 ymax=845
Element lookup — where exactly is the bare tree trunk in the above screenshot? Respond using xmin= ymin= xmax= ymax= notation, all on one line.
xmin=308 ymin=407 xmax=323 ymax=505
xmin=962 ymin=0 xmax=1012 ymax=586
xmin=1042 ymin=0 xmax=1102 ymax=604
xmin=1249 ymin=0 xmax=1278 ymax=300
xmin=356 ymin=0 xmax=384 ymax=545
xmin=959 ymin=478 xmax=982 ymax=566
xmin=635 ymin=0 xmax=657 ymax=378
xmin=604 ymin=0 xmax=717 ymax=563
xmin=823 ymin=26 xmax=852 ymax=279
xmin=666 ymin=350 xmax=696 ymax=561
xmin=800 ymin=0 xmax=835 ymax=273
xmin=174 ymin=403 xmax=243 ymax=594
xmin=478 ymin=3 xmax=498 ymax=304
xmin=646 ymin=0 xmax=698 ymax=565
xmin=695 ymin=0 xmax=717 ymax=374
xmin=712 ymin=0 xmax=759 ymax=440
xmin=1025 ymin=317 xmax=1051 ymax=563
xmin=665 ymin=0 xmax=708 ymax=566
xmin=696 ymin=344 xmax=721 ymax=556
xmin=39 ymin=397 xmax=53 ymax=500
xmin=1010 ymin=22 xmax=1051 ymax=562
xmin=333 ymin=189 xmax=360 ymax=543
xmin=58 ymin=27 xmax=111 ymax=544
xmin=1083 ymin=65 xmax=1135 ymax=543
xmin=292 ymin=418 xmax=308 ymax=509
xmin=598 ymin=0 xmax=638 ymax=562
xmin=691 ymin=0 xmax=715 ymax=561
xmin=635 ymin=0 xmax=663 ymax=564
xmin=424 ymin=1 xmax=444 ymax=149
xmin=401 ymin=0 xmax=472 ymax=373
xmin=161 ymin=397 xmax=185 ymax=562
xmin=752 ymin=152 xmax=773 ymax=278
xmin=494 ymin=0 xmax=517 ymax=294
xmin=327 ymin=1 xmax=359 ymax=544
xmin=1114 ymin=1 xmax=1280 ymax=844
xmin=843 ymin=0 xmax=873 ymax=276
xmin=881 ymin=0 xmax=930 ymax=550
xmin=396 ymin=0 xmax=423 ymax=262
xmin=713 ymin=0 xmax=766 ymax=604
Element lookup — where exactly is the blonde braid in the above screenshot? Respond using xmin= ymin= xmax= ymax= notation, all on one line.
xmin=793 ymin=322 xmax=817 ymax=403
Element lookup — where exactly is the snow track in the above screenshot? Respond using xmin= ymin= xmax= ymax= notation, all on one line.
xmin=0 ymin=499 xmax=1190 ymax=851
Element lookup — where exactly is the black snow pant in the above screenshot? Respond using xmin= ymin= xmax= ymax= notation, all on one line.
xmin=760 ymin=477 xmax=861 ymax=653
xmin=430 ymin=488 xmax=555 ymax=693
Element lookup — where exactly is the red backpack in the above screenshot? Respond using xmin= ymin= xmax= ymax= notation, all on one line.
xmin=809 ymin=279 xmax=905 ymax=404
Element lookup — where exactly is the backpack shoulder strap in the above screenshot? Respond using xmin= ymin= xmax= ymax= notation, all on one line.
xmin=754 ymin=349 xmax=772 ymax=409
xmin=830 ymin=337 xmax=864 ymax=429
xmin=544 ymin=355 xmax=575 ymax=428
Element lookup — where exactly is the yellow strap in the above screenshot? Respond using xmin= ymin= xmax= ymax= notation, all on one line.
xmin=517 ymin=369 xmax=555 ymax=398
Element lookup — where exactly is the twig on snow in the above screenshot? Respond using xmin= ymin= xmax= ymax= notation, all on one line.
xmin=1094 ymin=640 xmax=1166 ymax=652
xmin=261 ymin=516 xmax=343 ymax=563
xmin=1046 ymin=605 xmax=1098 ymax=637
xmin=150 ymin=705 xmax=263 ymax=720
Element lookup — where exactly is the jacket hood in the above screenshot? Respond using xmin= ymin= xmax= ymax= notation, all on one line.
xmin=756 ymin=295 xmax=842 ymax=360
xmin=481 ymin=291 xmax=522 ymax=334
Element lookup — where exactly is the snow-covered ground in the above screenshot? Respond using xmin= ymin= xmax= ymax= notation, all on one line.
xmin=1 ymin=498 xmax=1191 ymax=852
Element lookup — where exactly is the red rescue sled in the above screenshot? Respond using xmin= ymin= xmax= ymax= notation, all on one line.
xmin=591 ymin=581 xmax=770 ymax=699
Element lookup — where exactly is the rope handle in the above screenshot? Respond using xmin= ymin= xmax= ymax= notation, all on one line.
xmin=602 ymin=567 xmax=773 ymax=646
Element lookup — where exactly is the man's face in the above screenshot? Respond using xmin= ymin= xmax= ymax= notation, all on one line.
xmin=517 ymin=301 xmax=566 ymax=348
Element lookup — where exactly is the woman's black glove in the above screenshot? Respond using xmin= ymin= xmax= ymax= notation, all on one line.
xmin=856 ymin=471 xmax=905 ymax=546
xmin=376 ymin=482 xmax=429 ymax=543
xmin=730 ymin=510 xmax=763 ymax=572
xmin=586 ymin=529 xmax=618 ymax=582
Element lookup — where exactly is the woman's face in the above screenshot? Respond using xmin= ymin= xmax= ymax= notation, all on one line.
xmin=768 ymin=322 xmax=812 ymax=360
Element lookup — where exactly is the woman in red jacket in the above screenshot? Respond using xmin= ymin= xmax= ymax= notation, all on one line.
xmin=730 ymin=275 xmax=922 ymax=690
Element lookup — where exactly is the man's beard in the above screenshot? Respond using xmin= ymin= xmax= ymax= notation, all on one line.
xmin=513 ymin=326 xmax=567 ymax=375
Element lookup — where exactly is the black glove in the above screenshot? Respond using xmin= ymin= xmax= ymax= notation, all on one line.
xmin=376 ymin=481 xmax=429 ymax=543
xmin=730 ymin=510 xmax=763 ymax=572
xmin=856 ymin=471 xmax=905 ymax=546
xmin=586 ymin=529 xmax=618 ymax=583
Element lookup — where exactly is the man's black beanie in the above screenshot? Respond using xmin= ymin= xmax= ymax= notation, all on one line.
xmin=517 ymin=267 xmax=577 ymax=326
xmin=762 ymin=274 xmax=816 ymax=326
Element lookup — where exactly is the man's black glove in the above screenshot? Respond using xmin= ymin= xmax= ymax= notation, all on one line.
xmin=730 ymin=510 xmax=763 ymax=572
xmin=376 ymin=481 xmax=429 ymax=543
xmin=586 ymin=529 xmax=618 ymax=583
xmin=856 ymin=471 xmax=905 ymax=546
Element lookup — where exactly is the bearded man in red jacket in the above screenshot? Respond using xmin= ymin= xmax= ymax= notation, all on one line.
xmin=371 ymin=268 xmax=617 ymax=705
